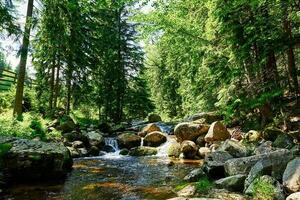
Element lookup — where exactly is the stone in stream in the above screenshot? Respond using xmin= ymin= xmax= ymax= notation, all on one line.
xmin=67 ymin=146 xmax=80 ymax=158
xmin=218 ymin=139 xmax=248 ymax=158
xmin=129 ymin=146 xmax=157 ymax=156
xmin=119 ymin=148 xmax=129 ymax=155
xmin=143 ymin=131 xmax=167 ymax=147
xmin=204 ymin=121 xmax=230 ymax=143
xmin=195 ymin=135 xmax=206 ymax=147
xmin=286 ymin=192 xmax=300 ymax=200
xmin=224 ymin=149 xmax=294 ymax=176
xmin=168 ymin=142 xmax=181 ymax=158
xmin=283 ymin=158 xmax=300 ymax=193
xmin=175 ymin=122 xmax=209 ymax=142
xmin=72 ymin=140 xmax=85 ymax=148
xmin=84 ymin=131 xmax=105 ymax=148
xmin=0 ymin=136 xmax=72 ymax=181
xmin=183 ymin=168 xmax=206 ymax=182
xmin=185 ymin=112 xmax=223 ymax=124
xmin=215 ymin=174 xmax=246 ymax=192
xmin=141 ymin=123 xmax=162 ymax=135
xmin=181 ymin=140 xmax=199 ymax=159
xmin=56 ymin=116 xmax=76 ymax=133
xmin=117 ymin=132 xmax=141 ymax=149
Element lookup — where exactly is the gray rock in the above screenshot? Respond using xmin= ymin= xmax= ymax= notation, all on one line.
xmin=245 ymin=175 xmax=285 ymax=200
xmin=186 ymin=112 xmax=223 ymax=124
xmin=72 ymin=140 xmax=85 ymax=148
xmin=204 ymin=151 xmax=233 ymax=179
xmin=224 ymin=149 xmax=293 ymax=176
xmin=273 ymin=134 xmax=295 ymax=149
xmin=85 ymin=131 xmax=104 ymax=148
xmin=283 ymin=158 xmax=300 ymax=193
xmin=215 ymin=174 xmax=246 ymax=192
xmin=263 ymin=127 xmax=284 ymax=141
xmin=119 ymin=149 xmax=129 ymax=155
xmin=183 ymin=168 xmax=206 ymax=182
xmin=218 ymin=140 xmax=248 ymax=158
xmin=254 ymin=141 xmax=274 ymax=155
xmin=244 ymin=155 xmax=292 ymax=190
xmin=0 ymin=136 xmax=72 ymax=181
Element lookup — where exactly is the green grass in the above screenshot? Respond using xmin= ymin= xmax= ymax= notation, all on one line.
xmin=0 ymin=109 xmax=62 ymax=141
xmin=195 ymin=176 xmax=214 ymax=193
xmin=175 ymin=182 xmax=189 ymax=191
xmin=252 ymin=177 xmax=275 ymax=200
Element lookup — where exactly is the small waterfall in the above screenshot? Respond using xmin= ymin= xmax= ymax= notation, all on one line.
xmin=141 ymin=137 xmax=144 ymax=147
xmin=104 ymin=137 xmax=119 ymax=152
xmin=157 ymin=136 xmax=177 ymax=157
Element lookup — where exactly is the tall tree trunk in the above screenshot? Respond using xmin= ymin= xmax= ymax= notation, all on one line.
xmin=66 ymin=68 xmax=72 ymax=115
xmin=49 ymin=58 xmax=55 ymax=111
xmin=263 ymin=51 xmax=279 ymax=87
xmin=13 ymin=0 xmax=34 ymax=117
xmin=53 ymin=62 xmax=60 ymax=110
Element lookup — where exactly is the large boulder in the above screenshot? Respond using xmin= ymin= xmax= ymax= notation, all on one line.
xmin=148 ymin=114 xmax=162 ymax=123
xmin=204 ymin=151 xmax=233 ymax=179
xmin=224 ymin=149 xmax=294 ymax=176
xmin=129 ymin=146 xmax=157 ymax=156
xmin=205 ymin=121 xmax=230 ymax=143
xmin=84 ymin=131 xmax=105 ymax=148
xmin=215 ymin=174 xmax=246 ymax=192
xmin=144 ymin=131 xmax=167 ymax=147
xmin=181 ymin=140 xmax=199 ymax=159
xmin=218 ymin=140 xmax=248 ymax=158
xmin=283 ymin=158 xmax=300 ymax=193
xmin=244 ymin=155 xmax=294 ymax=190
xmin=175 ymin=123 xmax=209 ymax=143
xmin=0 ymin=136 xmax=72 ymax=181
xmin=117 ymin=133 xmax=141 ymax=149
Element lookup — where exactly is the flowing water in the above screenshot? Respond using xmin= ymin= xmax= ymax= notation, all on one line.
xmin=2 ymin=136 xmax=202 ymax=200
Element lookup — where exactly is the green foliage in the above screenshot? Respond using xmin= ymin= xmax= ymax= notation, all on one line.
xmin=0 ymin=110 xmax=59 ymax=141
xmin=175 ymin=182 xmax=189 ymax=191
xmin=252 ymin=177 xmax=276 ymax=200
xmin=195 ymin=176 xmax=214 ymax=193
xmin=0 ymin=143 xmax=12 ymax=157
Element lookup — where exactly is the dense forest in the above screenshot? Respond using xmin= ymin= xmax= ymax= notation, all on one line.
xmin=0 ymin=0 xmax=299 ymax=200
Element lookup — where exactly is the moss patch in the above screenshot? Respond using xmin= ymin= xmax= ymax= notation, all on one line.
xmin=252 ymin=178 xmax=275 ymax=200
xmin=195 ymin=176 xmax=214 ymax=193
xmin=0 ymin=143 xmax=12 ymax=157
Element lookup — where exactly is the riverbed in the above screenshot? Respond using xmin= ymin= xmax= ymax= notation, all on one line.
xmin=2 ymin=155 xmax=202 ymax=200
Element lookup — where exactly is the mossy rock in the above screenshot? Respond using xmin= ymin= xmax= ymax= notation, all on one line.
xmin=129 ymin=146 xmax=157 ymax=156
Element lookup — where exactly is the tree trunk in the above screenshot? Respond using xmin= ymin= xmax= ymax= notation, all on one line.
xmin=49 ymin=58 xmax=55 ymax=111
xmin=66 ymin=68 xmax=72 ymax=115
xmin=13 ymin=0 xmax=34 ymax=117
xmin=53 ymin=60 xmax=60 ymax=110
